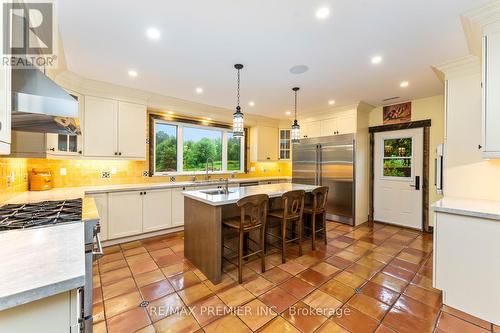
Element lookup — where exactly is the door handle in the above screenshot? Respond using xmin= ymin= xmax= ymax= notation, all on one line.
xmin=410 ymin=176 xmax=420 ymax=190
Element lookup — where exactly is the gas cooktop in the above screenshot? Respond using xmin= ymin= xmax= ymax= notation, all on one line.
xmin=0 ymin=199 xmax=82 ymax=231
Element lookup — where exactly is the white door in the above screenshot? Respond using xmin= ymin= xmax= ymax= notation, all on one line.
xmin=117 ymin=101 xmax=147 ymax=159
xmin=108 ymin=191 xmax=143 ymax=239
xmin=84 ymin=96 xmax=118 ymax=157
xmin=374 ymin=128 xmax=423 ymax=229
xmin=143 ymin=189 xmax=172 ymax=232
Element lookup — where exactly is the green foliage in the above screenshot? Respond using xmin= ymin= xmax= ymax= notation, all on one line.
xmin=155 ymin=131 xmax=177 ymax=172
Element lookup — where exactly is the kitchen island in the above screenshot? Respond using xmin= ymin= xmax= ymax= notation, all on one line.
xmin=182 ymin=183 xmax=319 ymax=283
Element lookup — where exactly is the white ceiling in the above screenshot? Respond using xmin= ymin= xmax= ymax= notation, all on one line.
xmin=58 ymin=0 xmax=489 ymax=117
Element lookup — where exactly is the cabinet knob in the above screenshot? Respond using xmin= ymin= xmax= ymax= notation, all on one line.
xmin=119 ymin=152 xmax=122 ymax=156
xmin=78 ymin=150 xmax=82 ymax=154
xmin=49 ymin=148 xmax=55 ymax=151
xmin=114 ymin=152 xmax=118 ymax=155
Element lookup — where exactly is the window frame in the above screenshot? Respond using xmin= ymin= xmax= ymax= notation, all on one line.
xmin=380 ymin=136 xmax=414 ymax=181
xmin=152 ymin=118 xmax=245 ymax=176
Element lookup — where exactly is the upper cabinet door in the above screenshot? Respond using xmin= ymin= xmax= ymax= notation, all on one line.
xmin=336 ymin=114 xmax=356 ymax=135
xmin=250 ymin=126 xmax=279 ymax=161
xmin=483 ymin=32 xmax=500 ymax=158
xmin=83 ymin=96 xmax=118 ymax=157
xmin=320 ymin=119 xmax=337 ymax=137
xmin=117 ymin=101 xmax=146 ymax=159
xmin=307 ymin=121 xmax=322 ymax=138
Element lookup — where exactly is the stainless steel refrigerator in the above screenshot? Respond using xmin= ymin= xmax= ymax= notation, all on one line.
xmin=292 ymin=134 xmax=355 ymax=225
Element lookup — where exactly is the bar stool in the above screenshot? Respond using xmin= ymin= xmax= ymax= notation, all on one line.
xmin=303 ymin=186 xmax=329 ymax=250
xmin=222 ymin=194 xmax=269 ymax=284
xmin=266 ymin=190 xmax=305 ymax=264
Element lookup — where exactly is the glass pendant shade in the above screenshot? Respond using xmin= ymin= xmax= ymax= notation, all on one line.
xmin=233 ymin=106 xmax=244 ymax=137
xmin=291 ymin=120 xmax=300 ymax=143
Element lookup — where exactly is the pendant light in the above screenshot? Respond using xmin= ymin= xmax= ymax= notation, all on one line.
xmin=232 ymin=64 xmax=244 ymax=137
xmin=291 ymin=87 xmax=301 ymax=143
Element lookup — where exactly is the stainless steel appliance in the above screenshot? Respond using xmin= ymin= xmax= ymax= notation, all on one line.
xmin=0 ymin=199 xmax=102 ymax=333
xmin=11 ymin=67 xmax=80 ymax=135
xmin=292 ymin=134 xmax=355 ymax=224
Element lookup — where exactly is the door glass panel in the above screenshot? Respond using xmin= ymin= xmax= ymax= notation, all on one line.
xmin=68 ymin=135 xmax=77 ymax=152
xmin=382 ymin=137 xmax=412 ymax=178
xmin=58 ymin=134 xmax=67 ymax=152
xmin=227 ymin=132 xmax=241 ymax=171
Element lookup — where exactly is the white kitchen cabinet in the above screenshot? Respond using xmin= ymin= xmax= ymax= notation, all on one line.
xmin=482 ymin=32 xmax=500 ymax=158
xmin=0 ymin=11 xmax=11 ymax=155
xmin=84 ymin=96 xmax=118 ymax=157
xmin=320 ymin=119 xmax=337 ymax=137
xmin=84 ymin=96 xmax=146 ymax=159
xmin=117 ymin=101 xmax=147 ymax=159
xmin=250 ymin=126 xmax=279 ymax=162
xmin=108 ymin=191 xmax=143 ymax=239
xmin=171 ymin=187 xmax=186 ymax=227
xmin=143 ymin=189 xmax=173 ymax=232
xmin=337 ymin=114 xmax=356 ymax=134
xmin=301 ymin=121 xmax=321 ymax=139
xmin=434 ymin=210 xmax=500 ymax=325
xmin=0 ymin=290 xmax=80 ymax=333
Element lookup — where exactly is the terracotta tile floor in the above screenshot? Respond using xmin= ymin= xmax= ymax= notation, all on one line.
xmin=93 ymin=221 xmax=497 ymax=333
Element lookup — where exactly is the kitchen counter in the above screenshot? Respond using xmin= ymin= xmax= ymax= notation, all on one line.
xmin=432 ymin=197 xmax=500 ymax=221
xmin=2 ymin=176 xmax=291 ymax=205
xmin=0 ymin=222 xmax=85 ymax=311
xmin=183 ymin=183 xmax=319 ymax=206
xmin=183 ymin=183 xmax=319 ymax=283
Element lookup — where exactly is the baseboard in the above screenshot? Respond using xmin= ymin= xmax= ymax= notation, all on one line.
xmin=102 ymin=226 xmax=184 ymax=247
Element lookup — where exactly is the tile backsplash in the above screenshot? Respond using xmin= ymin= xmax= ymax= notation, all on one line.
xmin=24 ymin=158 xmax=291 ymax=188
xmin=0 ymin=158 xmax=29 ymax=204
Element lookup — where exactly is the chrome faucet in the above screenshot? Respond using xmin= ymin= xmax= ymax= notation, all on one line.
xmin=223 ymin=178 xmax=229 ymax=195
xmin=205 ymin=157 xmax=214 ymax=180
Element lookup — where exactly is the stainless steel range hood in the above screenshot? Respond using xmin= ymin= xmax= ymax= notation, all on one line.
xmin=11 ymin=68 xmax=81 ymax=135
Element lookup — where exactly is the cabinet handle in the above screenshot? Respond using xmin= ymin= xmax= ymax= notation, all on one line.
xmin=114 ymin=152 xmax=118 ymax=155
xmin=49 ymin=148 xmax=55 ymax=151
xmin=78 ymin=150 xmax=82 ymax=154
xmin=0 ymin=121 xmax=2 ymax=130
xmin=119 ymin=152 xmax=122 ymax=156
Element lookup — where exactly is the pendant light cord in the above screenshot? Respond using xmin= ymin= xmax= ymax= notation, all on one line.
xmin=237 ymin=68 xmax=241 ymax=108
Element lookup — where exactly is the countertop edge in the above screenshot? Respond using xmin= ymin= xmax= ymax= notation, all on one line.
xmin=431 ymin=198 xmax=500 ymax=221
xmin=0 ymin=275 xmax=85 ymax=311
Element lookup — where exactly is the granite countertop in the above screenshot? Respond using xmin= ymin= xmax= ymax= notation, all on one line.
xmin=2 ymin=177 xmax=291 ymax=205
xmin=432 ymin=197 xmax=500 ymax=221
xmin=0 ymin=222 xmax=85 ymax=311
xmin=183 ymin=183 xmax=319 ymax=206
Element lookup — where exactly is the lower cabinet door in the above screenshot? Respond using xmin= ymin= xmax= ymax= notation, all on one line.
xmin=143 ymin=189 xmax=173 ymax=232
xmin=108 ymin=191 xmax=143 ymax=239
xmin=171 ymin=187 xmax=186 ymax=226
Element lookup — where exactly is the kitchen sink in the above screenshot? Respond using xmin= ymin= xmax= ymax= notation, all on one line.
xmin=200 ymin=189 xmax=234 ymax=195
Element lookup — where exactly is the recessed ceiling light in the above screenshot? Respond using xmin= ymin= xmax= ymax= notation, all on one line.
xmin=400 ymin=81 xmax=409 ymax=88
xmin=146 ymin=27 xmax=161 ymax=40
xmin=248 ymin=101 xmax=255 ymax=107
xmin=128 ymin=70 xmax=138 ymax=77
xmin=285 ymin=111 xmax=291 ymax=116
xmin=316 ymin=7 xmax=330 ymax=20
xmin=328 ymin=100 xmax=336 ymax=105
xmin=195 ymin=87 xmax=204 ymax=94
xmin=371 ymin=56 xmax=383 ymax=64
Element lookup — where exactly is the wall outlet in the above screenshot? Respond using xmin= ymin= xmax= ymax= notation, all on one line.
xmin=111 ymin=167 xmax=117 ymax=175
xmin=101 ymin=171 xmax=111 ymax=179
xmin=142 ymin=171 xmax=149 ymax=177
xmin=250 ymin=166 xmax=256 ymax=172
xmin=60 ymin=168 xmax=67 ymax=176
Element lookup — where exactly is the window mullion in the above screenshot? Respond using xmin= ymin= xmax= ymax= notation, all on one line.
xmin=222 ymin=131 xmax=228 ymax=172
xmin=177 ymin=126 xmax=183 ymax=172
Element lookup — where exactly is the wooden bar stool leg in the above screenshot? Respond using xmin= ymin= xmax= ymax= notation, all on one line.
xmin=281 ymin=220 xmax=287 ymax=264
xmin=238 ymin=231 xmax=244 ymax=284
xmin=311 ymin=213 xmax=316 ymax=251
xmin=323 ymin=212 xmax=328 ymax=245
xmin=260 ymin=226 xmax=266 ymax=273
xmin=298 ymin=218 xmax=303 ymax=257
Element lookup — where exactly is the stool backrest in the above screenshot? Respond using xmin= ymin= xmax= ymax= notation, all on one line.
xmin=282 ymin=190 xmax=305 ymax=220
xmin=312 ymin=186 xmax=329 ymax=212
xmin=237 ymin=194 xmax=269 ymax=228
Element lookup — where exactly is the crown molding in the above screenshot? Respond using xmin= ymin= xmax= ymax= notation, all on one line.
xmin=463 ymin=1 xmax=500 ymax=29
xmin=433 ymin=55 xmax=481 ymax=78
